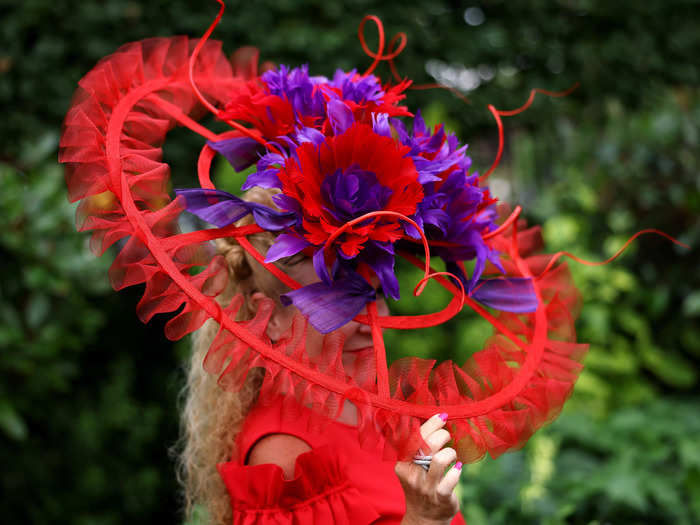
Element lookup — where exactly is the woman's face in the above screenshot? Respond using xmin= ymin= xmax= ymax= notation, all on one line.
xmin=268 ymin=258 xmax=389 ymax=373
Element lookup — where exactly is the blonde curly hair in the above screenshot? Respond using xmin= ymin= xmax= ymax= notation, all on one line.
xmin=177 ymin=187 xmax=300 ymax=525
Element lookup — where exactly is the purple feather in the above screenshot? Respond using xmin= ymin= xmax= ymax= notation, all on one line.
xmin=329 ymin=68 xmax=385 ymax=104
xmin=175 ymin=188 xmax=296 ymax=230
xmin=280 ymin=272 xmax=376 ymax=333
xmin=313 ymin=247 xmax=333 ymax=285
xmin=295 ymin=126 xmax=326 ymax=146
xmin=265 ymin=233 xmax=311 ymax=263
xmin=471 ymin=277 xmax=538 ymax=313
xmin=361 ymin=242 xmax=400 ymax=300
xmin=327 ymin=99 xmax=355 ymax=135
xmin=207 ymin=137 xmax=261 ymax=172
xmin=242 ymin=152 xmax=285 ymax=190
xmin=241 ymin=168 xmax=282 ymax=190
xmin=372 ymin=113 xmax=392 ymax=138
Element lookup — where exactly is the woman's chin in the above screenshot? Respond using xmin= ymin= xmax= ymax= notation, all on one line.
xmin=342 ymin=347 xmax=376 ymax=382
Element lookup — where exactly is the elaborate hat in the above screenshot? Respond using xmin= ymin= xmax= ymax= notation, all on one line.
xmin=59 ymin=1 xmax=593 ymax=462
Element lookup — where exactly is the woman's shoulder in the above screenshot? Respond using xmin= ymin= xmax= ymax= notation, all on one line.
xmin=236 ymin=396 xmax=335 ymax=464
xmin=246 ymin=432 xmax=312 ymax=479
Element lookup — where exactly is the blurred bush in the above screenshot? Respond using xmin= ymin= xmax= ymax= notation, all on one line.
xmin=460 ymin=398 xmax=700 ymax=525
xmin=1 ymin=0 xmax=698 ymax=523
xmin=0 ymin=143 xmax=182 ymax=522
xmin=450 ymin=87 xmax=700 ymax=525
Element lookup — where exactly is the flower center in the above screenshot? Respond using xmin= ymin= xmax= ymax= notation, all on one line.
xmin=321 ymin=165 xmax=393 ymax=222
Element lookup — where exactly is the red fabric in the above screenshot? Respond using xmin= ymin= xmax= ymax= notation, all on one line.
xmin=59 ymin=35 xmax=588 ymax=464
xmin=218 ymin=397 xmax=466 ymax=524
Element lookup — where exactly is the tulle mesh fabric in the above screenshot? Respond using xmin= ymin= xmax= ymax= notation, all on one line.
xmin=59 ymin=37 xmax=588 ymax=463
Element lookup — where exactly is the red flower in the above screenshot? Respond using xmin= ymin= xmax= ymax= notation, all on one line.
xmin=275 ymin=123 xmax=423 ymax=258
xmin=320 ymin=78 xmax=413 ymax=132
xmin=218 ymin=78 xmax=318 ymax=138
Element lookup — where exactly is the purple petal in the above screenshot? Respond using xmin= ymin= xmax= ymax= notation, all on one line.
xmin=249 ymin=203 xmax=297 ymax=231
xmin=258 ymin=152 xmax=286 ymax=168
xmin=241 ymin=168 xmax=282 ymax=190
xmin=425 ymin=126 xmax=445 ymax=151
xmin=372 ymin=113 xmax=392 ymax=138
xmin=265 ymin=233 xmax=310 ymax=263
xmin=207 ymin=137 xmax=261 ymax=172
xmin=471 ymin=278 xmax=538 ymax=313
xmin=361 ymin=243 xmax=400 ymax=300
xmin=175 ymin=188 xmax=253 ymax=227
xmin=327 ymin=99 xmax=355 ymax=135
xmin=390 ymin=117 xmax=409 ymax=143
xmin=280 ymin=273 xmax=376 ymax=333
xmin=242 ymin=152 xmax=285 ymax=190
xmin=469 ymin=234 xmax=487 ymax=292
xmin=413 ymin=109 xmax=427 ymax=136
xmin=313 ymin=247 xmax=332 ymax=285
xmin=272 ymin=194 xmax=302 ymax=215
xmin=262 ymin=64 xmax=327 ymax=118
xmin=421 ymin=208 xmax=450 ymax=233
xmin=175 ymin=188 xmax=295 ymax=230
xmin=447 ymin=133 xmax=460 ymax=152
xmin=295 ymin=126 xmax=326 ymax=146
xmin=275 ymin=135 xmax=299 ymax=149
xmin=486 ymin=247 xmax=505 ymax=274
xmin=403 ymin=215 xmax=423 ymax=240
xmin=329 ymin=68 xmax=385 ymax=103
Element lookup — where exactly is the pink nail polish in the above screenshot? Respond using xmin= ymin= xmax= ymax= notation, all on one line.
xmin=454 ymin=461 xmax=463 ymax=471
xmin=439 ymin=412 xmax=448 ymax=422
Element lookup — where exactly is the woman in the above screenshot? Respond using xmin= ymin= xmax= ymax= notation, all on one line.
xmin=59 ymin=12 xmax=591 ymax=525
xmin=179 ymin=187 xmax=465 ymax=525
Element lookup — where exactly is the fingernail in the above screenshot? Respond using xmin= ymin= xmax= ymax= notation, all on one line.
xmin=454 ymin=461 xmax=463 ymax=471
xmin=439 ymin=412 xmax=448 ymax=422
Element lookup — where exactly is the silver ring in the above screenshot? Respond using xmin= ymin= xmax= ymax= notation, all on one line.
xmin=413 ymin=449 xmax=432 ymax=471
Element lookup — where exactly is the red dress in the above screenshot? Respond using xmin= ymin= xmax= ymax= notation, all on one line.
xmin=218 ymin=397 xmax=467 ymax=525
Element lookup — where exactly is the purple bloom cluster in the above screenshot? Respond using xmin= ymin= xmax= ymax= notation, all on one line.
xmin=327 ymin=68 xmax=385 ymax=104
xmin=384 ymin=112 xmax=503 ymax=292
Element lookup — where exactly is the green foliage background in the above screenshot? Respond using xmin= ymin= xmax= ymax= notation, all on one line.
xmin=1 ymin=0 xmax=698 ymax=523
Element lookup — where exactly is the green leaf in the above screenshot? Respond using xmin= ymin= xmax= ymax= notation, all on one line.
xmin=682 ymin=290 xmax=700 ymax=317
xmin=639 ymin=344 xmax=697 ymax=388
xmin=0 ymin=400 xmax=27 ymax=441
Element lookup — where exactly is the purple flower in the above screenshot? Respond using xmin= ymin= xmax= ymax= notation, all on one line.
xmin=314 ymin=165 xmax=400 ymax=300
xmin=392 ymin=111 xmax=472 ymax=184
xmin=328 ymin=69 xmax=385 ymax=104
xmin=389 ymin=111 xmax=501 ymax=290
xmin=261 ymin=64 xmax=326 ymax=119
xmin=429 ymin=171 xmax=502 ymax=291
xmin=320 ymin=165 xmax=393 ymax=223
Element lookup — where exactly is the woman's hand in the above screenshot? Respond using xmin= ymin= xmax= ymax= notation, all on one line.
xmin=395 ymin=413 xmax=462 ymax=525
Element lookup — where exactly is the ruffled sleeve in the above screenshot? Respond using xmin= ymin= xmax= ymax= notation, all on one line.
xmin=218 ymin=445 xmax=381 ymax=525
